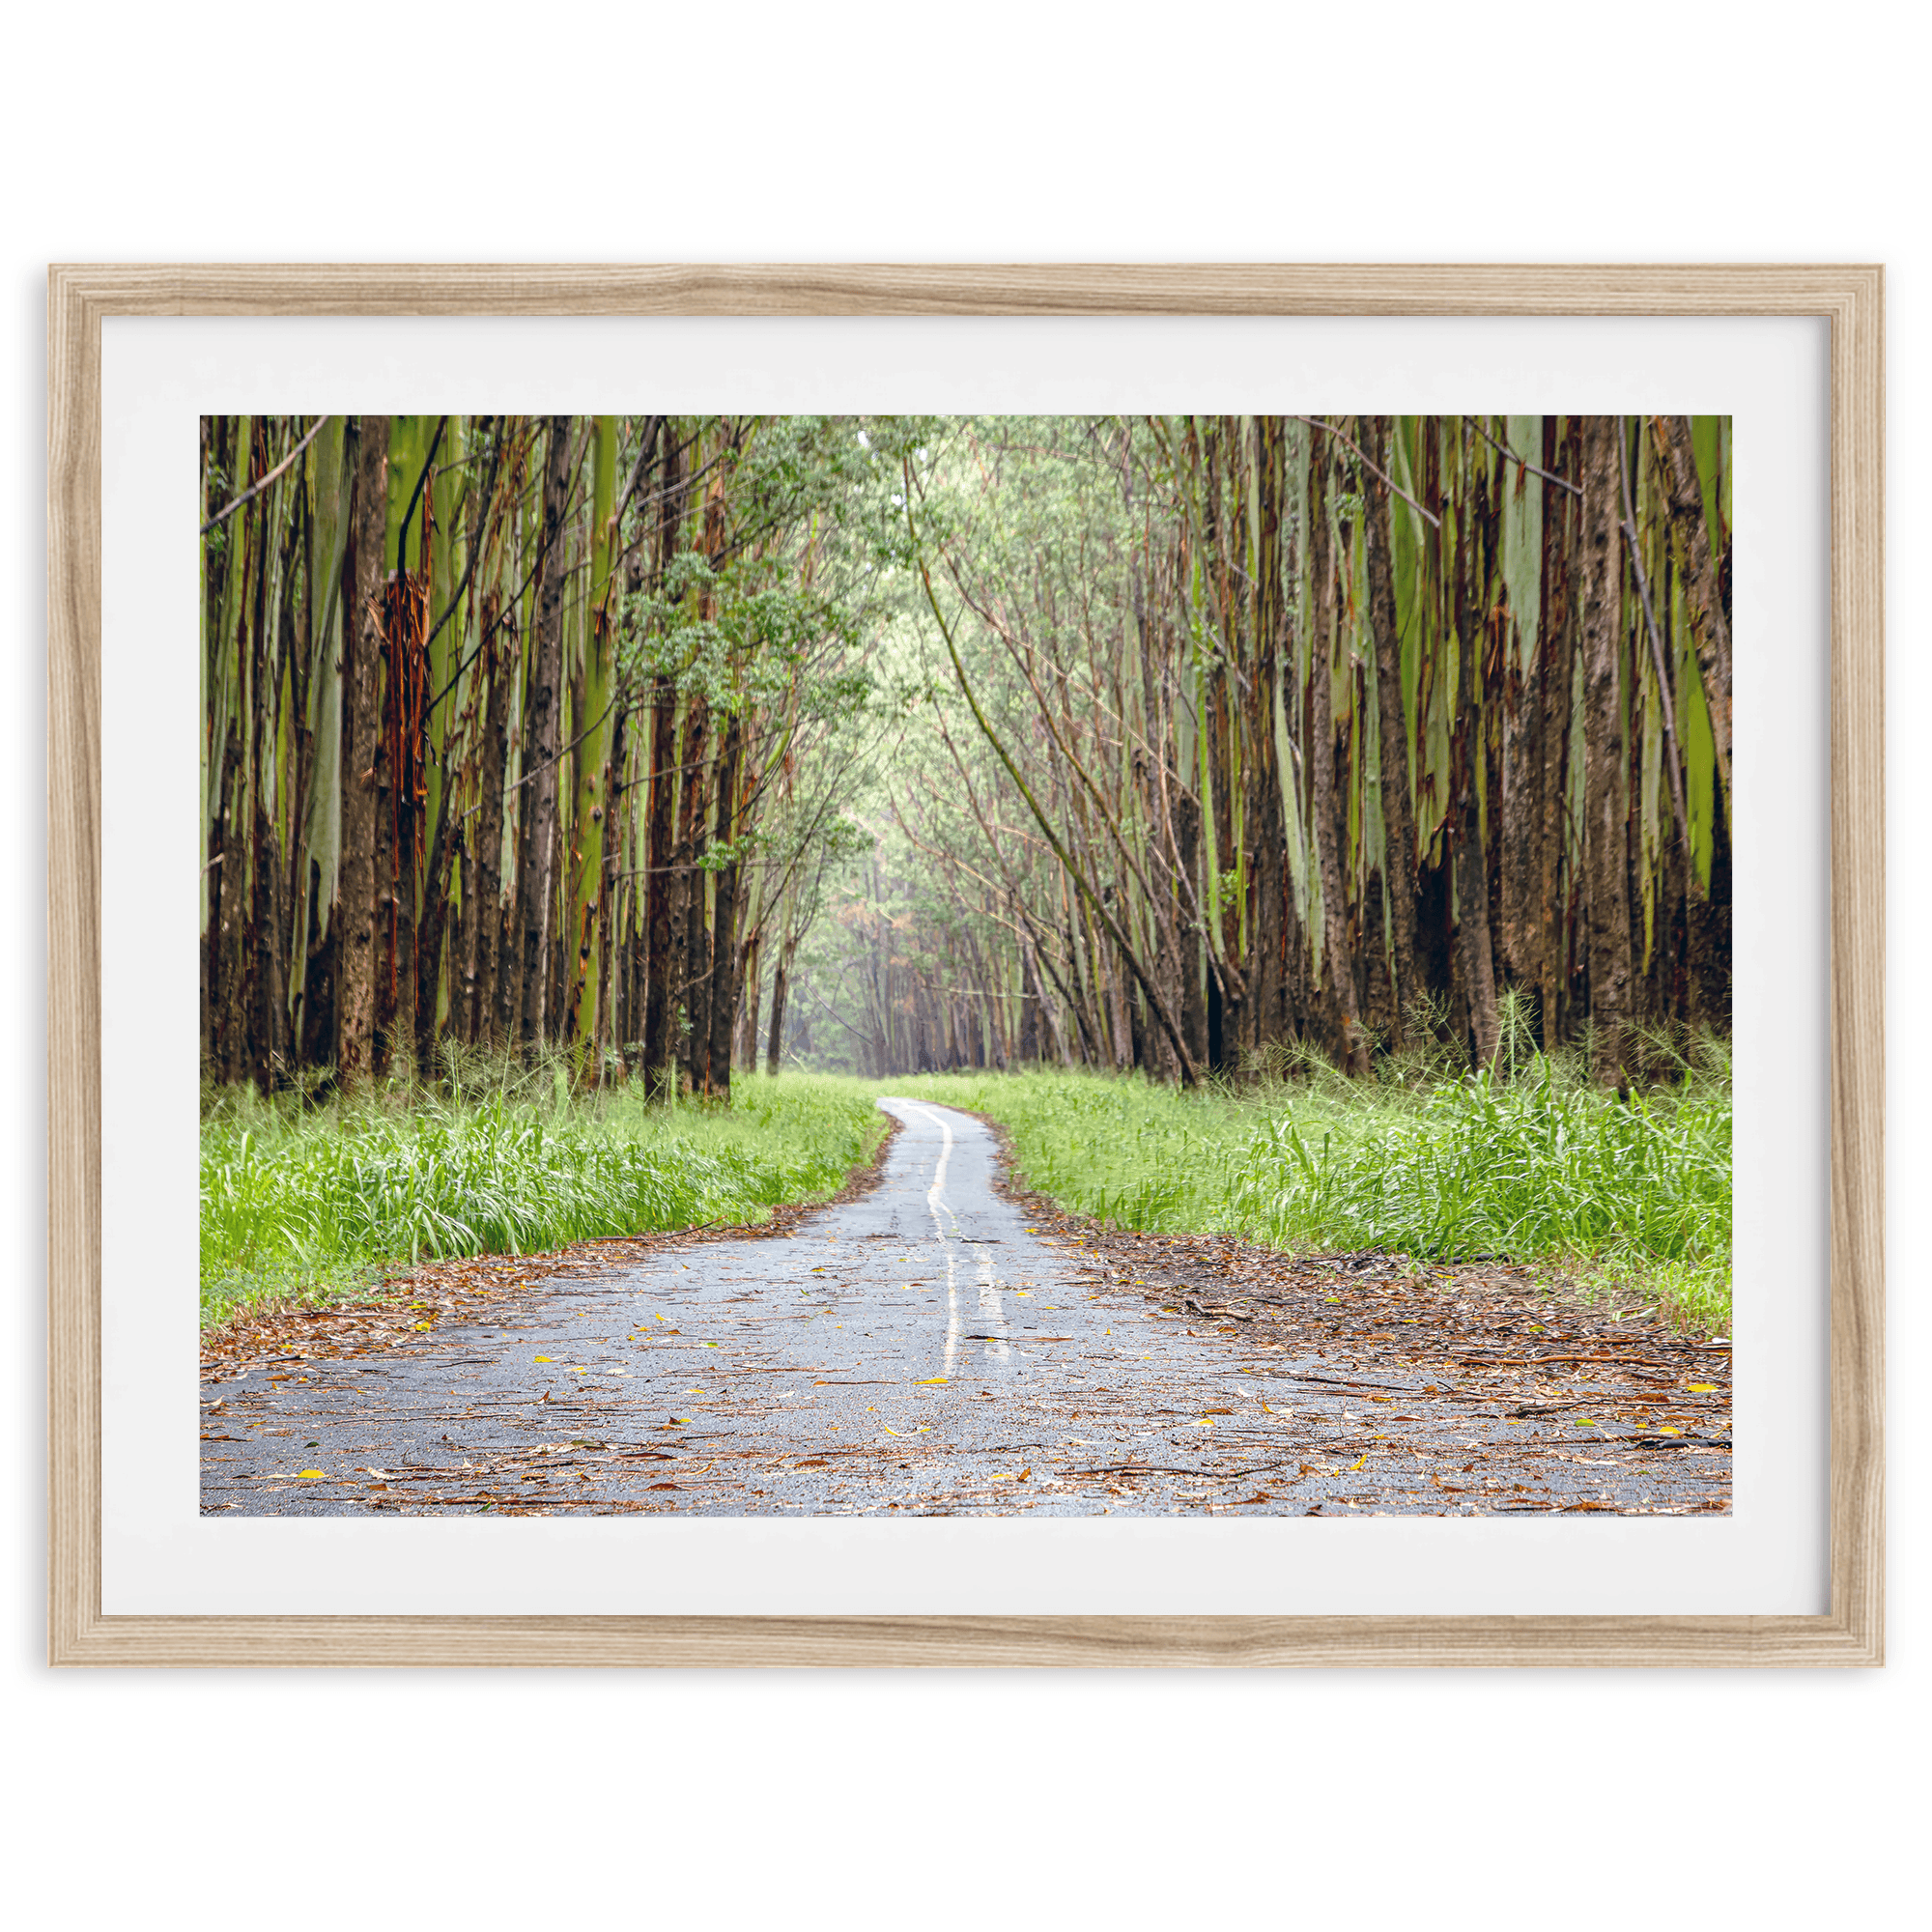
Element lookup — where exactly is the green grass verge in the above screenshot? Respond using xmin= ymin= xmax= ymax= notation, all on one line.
xmin=202 ymin=1040 xmax=1731 ymax=1336
xmin=200 ymin=1066 xmax=887 ymax=1330
xmin=887 ymin=1043 xmax=1732 ymax=1331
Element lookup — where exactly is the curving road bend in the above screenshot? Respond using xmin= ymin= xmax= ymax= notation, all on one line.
xmin=201 ymin=1099 xmax=1729 ymax=1518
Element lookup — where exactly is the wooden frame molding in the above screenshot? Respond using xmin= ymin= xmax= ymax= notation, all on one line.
xmin=47 ymin=265 xmax=1884 ymax=1666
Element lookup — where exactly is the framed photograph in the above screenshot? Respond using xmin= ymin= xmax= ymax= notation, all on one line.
xmin=48 ymin=265 xmax=1883 ymax=1665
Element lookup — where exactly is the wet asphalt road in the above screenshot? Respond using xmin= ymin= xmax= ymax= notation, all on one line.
xmin=202 ymin=1100 xmax=1728 ymax=1517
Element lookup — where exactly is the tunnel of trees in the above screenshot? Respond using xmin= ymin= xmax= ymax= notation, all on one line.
xmin=198 ymin=413 xmax=1730 ymax=1098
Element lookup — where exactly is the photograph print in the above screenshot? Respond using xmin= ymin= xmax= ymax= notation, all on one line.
xmin=197 ymin=412 xmax=1733 ymax=1520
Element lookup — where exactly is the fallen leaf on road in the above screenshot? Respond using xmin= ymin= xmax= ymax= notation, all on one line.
xmin=297 ymin=1469 xmax=327 ymax=1479
xmin=916 ymin=1377 xmax=948 ymax=1385
xmin=1687 ymin=1383 xmax=1719 ymax=1392
xmin=1347 ymin=1455 xmax=1368 ymax=1472
xmin=534 ymin=1355 xmax=554 ymax=1363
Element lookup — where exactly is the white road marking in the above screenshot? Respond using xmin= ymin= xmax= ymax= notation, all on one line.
xmin=898 ymin=1101 xmax=1011 ymax=1373
xmin=943 ymin=1243 xmax=960 ymax=1378
xmin=977 ymin=1248 xmax=1010 ymax=1362
xmin=904 ymin=1104 xmax=964 ymax=1377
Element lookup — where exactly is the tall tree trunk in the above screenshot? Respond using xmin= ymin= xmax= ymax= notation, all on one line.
xmin=1174 ymin=786 xmax=1207 ymax=1072
xmin=1494 ymin=436 xmax=1544 ymax=1007
xmin=1245 ymin=418 xmax=1289 ymax=1061
xmin=382 ymin=568 xmax=423 ymax=1083
xmin=457 ymin=832 xmax=479 ymax=1043
xmin=1579 ymin=416 xmax=1634 ymax=1088
xmin=737 ymin=929 xmax=761 ymax=1072
xmin=335 ymin=414 xmax=387 ymax=1094
xmin=1654 ymin=413 xmax=1732 ymax=825
xmin=766 ymin=932 xmax=795 ymax=1076
xmin=286 ymin=493 xmax=318 ymax=1061
xmin=1306 ymin=440 xmax=1369 ymax=1074
xmin=642 ymin=678 xmax=678 ymax=1094
xmin=1537 ymin=416 xmax=1577 ymax=1049
xmin=545 ymin=804 xmax=570 ymax=1042
xmin=570 ymin=416 xmax=618 ymax=1052
xmin=674 ymin=691 xmax=712 ymax=1094
xmin=517 ymin=416 xmax=574 ymax=1051
xmin=1362 ymin=415 xmax=1421 ymax=1049
xmin=246 ymin=526 xmax=284 ymax=1091
xmin=595 ymin=698 xmax=629 ymax=1082
xmin=704 ymin=714 xmax=744 ymax=1098
xmin=1202 ymin=657 xmax=1241 ymax=1064
xmin=295 ymin=414 xmax=350 ymax=1069
xmin=472 ymin=591 xmax=511 ymax=1044
xmin=414 ymin=752 xmax=457 ymax=1076
xmin=1453 ymin=443 xmax=1501 ymax=1069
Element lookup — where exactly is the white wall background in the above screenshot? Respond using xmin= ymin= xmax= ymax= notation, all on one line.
xmin=4 ymin=5 xmax=1919 ymax=1926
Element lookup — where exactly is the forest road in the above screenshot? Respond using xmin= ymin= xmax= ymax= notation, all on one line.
xmin=202 ymin=1099 xmax=1730 ymax=1519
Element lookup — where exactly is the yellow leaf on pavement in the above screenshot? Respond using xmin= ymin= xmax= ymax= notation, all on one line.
xmin=297 ymin=1469 xmax=327 ymax=1479
xmin=1687 ymin=1383 xmax=1719 ymax=1392
xmin=533 ymin=1355 xmax=554 ymax=1363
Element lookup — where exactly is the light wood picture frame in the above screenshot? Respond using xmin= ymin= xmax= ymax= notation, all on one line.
xmin=47 ymin=264 xmax=1884 ymax=1666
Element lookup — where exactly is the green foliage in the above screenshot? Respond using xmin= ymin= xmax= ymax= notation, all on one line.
xmin=199 ymin=1070 xmax=885 ymax=1330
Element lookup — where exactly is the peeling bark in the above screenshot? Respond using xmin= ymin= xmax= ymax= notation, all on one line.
xmin=517 ymin=417 xmax=574 ymax=1051
xmin=335 ymin=415 xmax=387 ymax=1094
xmin=1579 ymin=417 xmax=1634 ymax=1088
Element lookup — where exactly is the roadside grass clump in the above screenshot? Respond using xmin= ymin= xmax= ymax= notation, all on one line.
xmin=199 ymin=1061 xmax=884 ymax=1330
xmin=1229 ymin=1054 xmax=1732 ymax=1327
xmin=891 ymin=1029 xmax=1731 ymax=1328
